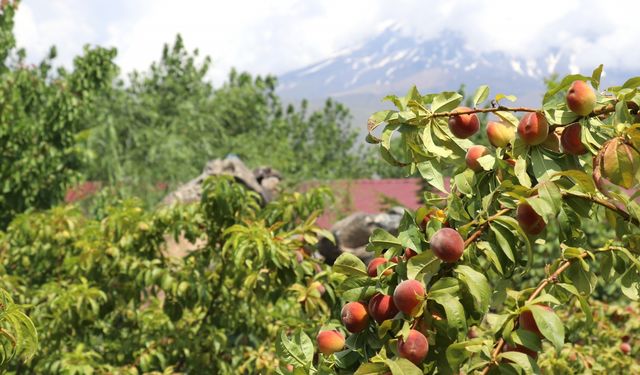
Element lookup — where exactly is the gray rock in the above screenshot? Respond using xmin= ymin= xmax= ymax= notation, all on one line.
xmin=318 ymin=207 xmax=405 ymax=264
xmin=162 ymin=157 xmax=281 ymax=205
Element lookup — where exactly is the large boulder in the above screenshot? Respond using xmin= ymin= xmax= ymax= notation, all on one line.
xmin=161 ymin=157 xmax=281 ymax=258
xmin=162 ymin=156 xmax=281 ymax=206
xmin=318 ymin=207 xmax=404 ymax=264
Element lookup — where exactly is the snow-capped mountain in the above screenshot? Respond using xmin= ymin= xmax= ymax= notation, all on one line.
xmin=277 ymin=26 xmax=630 ymax=133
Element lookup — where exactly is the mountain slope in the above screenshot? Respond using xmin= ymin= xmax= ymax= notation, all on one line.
xmin=277 ymin=27 xmax=631 ymax=134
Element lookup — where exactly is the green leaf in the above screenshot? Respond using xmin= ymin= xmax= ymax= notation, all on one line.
xmin=407 ymin=251 xmax=441 ymax=281
xmin=530 ymin=147 xmax=565 ymax=182
xmin=333 ymin=253 xmax=368 ymax=277
xmin=432 ymin=92 xmax=463 ymax=113
xmin=339 ymin=276 xmax=377 ymax=301
xmin=490 ymin=223 xmax=516 ymax=263
xmin=429 ymin=277 xmax=461 ymax=297
xmin=417 ymin=160 xmax=447 ymax=193
xmin=514 ymin=156 xmax=532 ymax=188
xmin=276 ymin=330 xmax=315 ymax=368
xmin=431 ymin=294 xmax=467 ymax=340
xmin=498 ymin=351 xmax=541 ymax=374
xmin=494 ymin=216 xmax=533 ymax=271
xmin=555 ymin=283 xmax=593 ymax=327
xmin=385 ymin=358 xmax=422 ymax=375
xmin=454 ymin=169 xmax=474 ymax=196
xmin=565 ymin=260 xmax=597 ymax=296
xmin=621 ymin=265 xmax=640 ymax=300
xmin=621 ymin=76 xmax=640 ymax=89
xmin=528 ymin=305 xmax=565 ymax=352
xmin=398 ymin=212 xmax=422 ymax=252
xmin=446 ymin=338 xmax=485 ymax=370
xmin=471 ymin=85 xmax=490 ymax=107
xmin=591 ymin=65 xmax=603 ymax=90
xmin=537 ymin=181 xmax=562 ymax=216
xmin=455 ymin=265 xmax=491 ymax=314
xmin=495 ymin=111 xmax=519 ymax=127
xmin=370 ymin=228 xmax=403 ymax=250
xmin=495 ymin=93 xmax=517 ymax=103
xmin=354 ymin=362 xmax=390 ymax=375
xmin=477 ymin=154 xmax=496 ymax=171
xmin=550 ymin=170 xmax=596 ymax=193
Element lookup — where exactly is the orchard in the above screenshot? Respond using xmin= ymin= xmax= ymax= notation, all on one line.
xmin=278 ymin=66 xmax=640 ymax=374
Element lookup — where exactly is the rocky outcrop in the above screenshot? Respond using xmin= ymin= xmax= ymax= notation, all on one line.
xmin=162 ymin=156 xmax=281 ymax=206
xmin=318 ymin=207 xmax=404 ymax=264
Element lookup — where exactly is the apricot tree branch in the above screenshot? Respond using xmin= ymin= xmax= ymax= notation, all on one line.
xmin=480 ymin=247 xmax=618 ymax=374
xmin=463 ymin=208 xmax=512 ymax=247
xmin=562 ymin=191 xmax=639 ymax=227
xmin=429 ymin=103 xmax=616 ymax=119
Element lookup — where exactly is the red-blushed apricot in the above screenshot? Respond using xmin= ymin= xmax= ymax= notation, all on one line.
xmin=518 ymin=112 xmax=549 ymax=145
xmin=566 ymin=80 xmax=596 ymax=116
xmin=621 ymin=342 xmax=632 ymax=355
xmin=430 ymin=228 xmax=464 ymax=263
xmin=393 ymin=280 xmax=426 ymax=316
xmin=286 ymin=364 xmax=294 ymax=372
xmin=448 ymin=107 xmax=480 ymax=138
xmin=465 ymin=145 xmax=490 ymax=172
xmin=341 ymin=301 xmax=369 ymax=333
xmin=316 ymin=330 xmax=345 ymax=355
xmin=367 ymin=257 xmax=392 ymax=277
xmin=519 ymin=304 xmax=553 ymax=337
xmin=467 ymin=326 xmax=478 ymax=339
xmin=516 ymin=203 xmax=546 ymax=236
xmin=561 ymin=123 xmax=587 ymax=155
xmin=405 ymin=248 xmax=417 ymax=259
xmin=398 ymin=329 xmax=429 ymax=365
xmin=486 ymin=121 xmax=515 ymax=148
xmin=368 ymin=293 xmax=399 ymax=324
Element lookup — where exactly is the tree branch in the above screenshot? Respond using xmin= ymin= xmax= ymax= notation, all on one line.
xmin=463 ymin=208 xmax=512 ymax=247
xmin=562 ymin=191 xmax=639 ymax=227
xmin=429 ymin=103 xmax=616 ymax=119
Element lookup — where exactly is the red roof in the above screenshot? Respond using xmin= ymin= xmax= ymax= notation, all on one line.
xmin=307 ymin=179 xmax=425 ymax=228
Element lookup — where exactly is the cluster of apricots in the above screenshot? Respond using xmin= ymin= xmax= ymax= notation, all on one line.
xmin=316 ymin=224 xmax=469 ymax=364
xmin=316 ymin=81 xmax=598 ymax=365
xmin=459 ymin=80 xmax=594 ymax=173
xmin=459 ymin=80 xmax=598 ymax=237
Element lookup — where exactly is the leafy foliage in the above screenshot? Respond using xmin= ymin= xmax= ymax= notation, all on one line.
xmin=294 ymin=67 xmax=640 ymax=374
xmin=0 ymin=176 xmax=337 ymax=373
xmin=0 ymin=3 xmax=118 ymax=228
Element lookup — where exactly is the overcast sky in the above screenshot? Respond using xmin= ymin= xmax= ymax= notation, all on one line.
xmin=13 ymin=0 xmax=640 ymax=84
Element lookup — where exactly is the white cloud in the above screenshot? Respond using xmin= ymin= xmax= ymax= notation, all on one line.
xmin=12 ymin=0 xmax=640 ymax=84
xmin=14 ymin=0 xmax=96 ymax=65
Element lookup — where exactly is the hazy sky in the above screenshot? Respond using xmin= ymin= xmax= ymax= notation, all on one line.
xmin=13 ymin=0 xmax=640 ymax=84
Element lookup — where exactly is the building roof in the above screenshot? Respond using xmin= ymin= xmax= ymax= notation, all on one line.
xmin=309 ymin=178 xmax=425 ymax=228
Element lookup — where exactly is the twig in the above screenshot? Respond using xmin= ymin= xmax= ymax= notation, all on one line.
xmin=463 ymin=208 xmax=512 ymax=247
xmin=562 ymin=191 xmax=639 ymax=227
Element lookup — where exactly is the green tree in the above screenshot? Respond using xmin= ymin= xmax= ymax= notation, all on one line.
xmin=0 ymin=177 xmax=336 ymax=373
xmin=0 ymin=3 xmax=117 ymax=227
